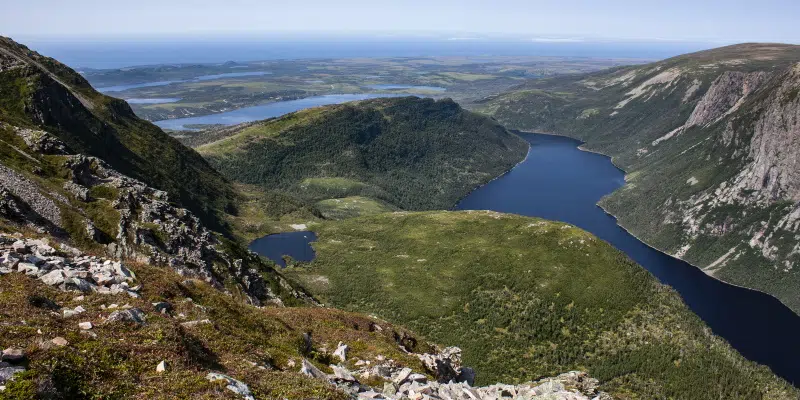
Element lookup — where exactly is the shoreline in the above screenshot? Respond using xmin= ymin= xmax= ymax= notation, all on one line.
xmin=514 ymin=129 xmax=800 ymax=316
xmin=450 ymin=134 xmax=532 ymax=209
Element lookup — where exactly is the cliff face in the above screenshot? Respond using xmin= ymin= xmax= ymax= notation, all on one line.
xmin=479 ymin=44 xmax=800 ymax=313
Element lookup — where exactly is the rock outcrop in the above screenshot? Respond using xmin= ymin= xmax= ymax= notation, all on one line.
xmin=298 ymin=344 xmax=609 ymax=400
xmin=0 ymin=126 xmax=296 ymax=305
xmin=0 ymin=235 xmax=141 ymax=296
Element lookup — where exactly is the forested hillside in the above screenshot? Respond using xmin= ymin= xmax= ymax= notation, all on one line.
xmin=197 ymin=97 xmax=528 ymax=221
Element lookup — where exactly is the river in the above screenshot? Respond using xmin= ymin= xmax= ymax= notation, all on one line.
xmin=456 ymin=132 xmax=800 ymax=385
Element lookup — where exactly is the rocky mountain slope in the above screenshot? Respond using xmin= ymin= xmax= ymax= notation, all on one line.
xmin=478 ymin=43 xmax=800 ymax=313
xmin=195 ymin=97 xmax=528 ymax=232
xmin=0 ymin=36 xmax=237 ymax=233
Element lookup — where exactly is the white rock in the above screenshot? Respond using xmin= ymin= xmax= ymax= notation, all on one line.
xmin=156 ymin=360 xmax=167 ymax=373
xmin=78 ymin=322 xmax=93 ymax=330
xmin=40 ymin=270 xmax=66 ymax=286
xmin=206 ymin=372 xmax=254 ymax=400
xmin=333 ymin=341 xmax=348 ymax=362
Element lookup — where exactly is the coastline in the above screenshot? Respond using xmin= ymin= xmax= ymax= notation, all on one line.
xmin=514 ymin=129 xmax=800 ymax=316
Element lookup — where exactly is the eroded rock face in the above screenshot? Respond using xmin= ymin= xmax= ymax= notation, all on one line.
xmin=732 ymin=65 xmax=800 ymax=202
xmin=686 ymin=71 xmax=768 ymax=129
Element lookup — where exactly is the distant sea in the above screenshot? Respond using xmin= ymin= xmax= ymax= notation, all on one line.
xmin=17 ymin=37 xmax=720 ymax=69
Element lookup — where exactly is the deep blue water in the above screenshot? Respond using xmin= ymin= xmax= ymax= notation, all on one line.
xmin=248 ymin=231 xmax=318 ymax=267
xmin=367 ymin=84 xmax=446 ymax=91
xmin=125 ymin=98 xmax=181 ymax=104
xmin=153 ymin=93 xmax=408 ymax=130
xmin=456 ymin=133 xmax=800 ymax=385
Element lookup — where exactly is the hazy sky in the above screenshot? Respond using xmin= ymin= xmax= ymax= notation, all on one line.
xmin=4 ymin=0 xmax=800 ymax=43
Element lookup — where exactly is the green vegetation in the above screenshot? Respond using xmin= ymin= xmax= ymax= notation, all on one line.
xmin=199 ymin=96 xmax=529 ymax=212
xmin=289 ymin=211 xmax=797 ymax=399
xmin=315 ymin=196 xmax=396 ymax=220
xmin=0 ymin=258 xmax=431 ymax=399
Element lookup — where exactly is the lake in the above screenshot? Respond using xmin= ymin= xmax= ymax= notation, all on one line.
xmin=153 ymin=93 xmax=408 ymax=130
xmin=248 ymin=231 xmax=318 ymax=268
xmin=456 ymin=133 xmax=800 ymax=385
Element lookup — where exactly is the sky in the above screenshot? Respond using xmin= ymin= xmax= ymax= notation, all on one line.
xmin=3 ymin=0 xmax=800 ymax=44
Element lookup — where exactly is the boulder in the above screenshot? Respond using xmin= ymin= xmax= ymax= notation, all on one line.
xmin=457 ymin=367 xmax=475 ymax=386
xmin=51 ymin=337 xmax=69 ymax=347
xmin=106 ymin=308 xmax=146 ymax=326
xmin=17 ymin=262 xmax=38 ymax=275
xmin=333 ymin=341 xmax=349 ymax=362
xmin=78 ymin=322 xmax=93 ymax=330
xmin=0 ymin=366 xmax=25 ymax=384
xmin=11 ymin=240 xmax=28 ymax=254
xmin=383 ymin=382 xmax=399 ymax=397
xmin=300 ymin=359 xmax=326 ymax=380
xmin=0 ymin=348 xmax=25 ymax=363
xmin=205 ymin=372 xmax=255 ymax=400
xmin=40 ymin=270 xmax=66 ymax=286
xmin=393 ymin=367 xmax=413 ymax=385
xmin=152 ymin=301 xmax=173 ymax=314
xmin=331 ymin=364 xmax=357 ymax=382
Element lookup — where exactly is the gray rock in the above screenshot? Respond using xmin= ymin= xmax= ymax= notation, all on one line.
xmin=407 ymin=373 xmax=427 ymax=383
xmin=62 ymin=277 xmax=94 ymax=293
xmin=152 ymin=301 xmax=173 ymax=314
xmin=333 ymin=341 xmax=349 ymax=362
xmin=40 ymin=270 xmax=66 ymax=286
xmin=0 ymin=366 xmax=25 ymax=384
xmin=393 ymin=367 xmax=413 ymax=385
xmin=206 ymin=372 xmax=254 ymax=400
xmin=11 ymin=240 xmax=28 ymax=253
xmin=180 ymin=319 xmax=211 ymax=328
xmin=17 ymin=262 xmax=38 ymax=275
xmin=0 ymin=348 xmax=25 ymax=363
xmin=300 ymin=359 xmax=326 ymax=380
xmin=383 ymin=382 xmax=398 ymax=396
xmin=457 ymin=367 xmax=476 ymax=386
xmin=106 ymin=308 xmax=146 ymax=326
xmin=331 ymin=364 xmax=357 ymax=382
